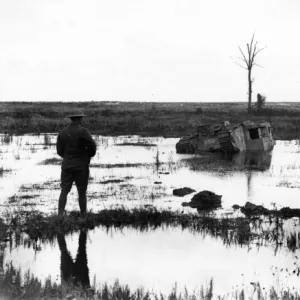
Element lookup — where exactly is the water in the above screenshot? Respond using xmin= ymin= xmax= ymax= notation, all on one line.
xmin=3 ymin=225 xmax=300 ymax=296
xmin=1 ymin=135 xmax=300 ymax=213
xmin=1 ymin=134 xmax=300 ymax=295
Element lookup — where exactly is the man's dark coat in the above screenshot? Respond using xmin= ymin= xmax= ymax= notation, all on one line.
xmin=56 ymin=124 xmax=97 ymax=170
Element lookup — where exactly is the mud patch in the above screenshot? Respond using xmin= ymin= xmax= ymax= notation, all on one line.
xmin=19 ymin=184 xmax=48 ymax=191
xmin=39 ymin=157 xmax=62 ymax=165
xmin=0 ymin=167 xmax=12 ymax=177
xmin=19 ymin=195 xmax=39 ymax=199
xmin=8 ymin=195 xmax=19 ymax=204
xmin=99 ymin=179 xmax=124 ymax=184
xmin=90 ymin=163 xmax=153 ymax=168
xmin=234 ymin=202 xmax=300 ymax=218
xmin=182 ymin=190 xmax=222 ymax=210
xmin=173 ymin=187 xmax=195 ymax=197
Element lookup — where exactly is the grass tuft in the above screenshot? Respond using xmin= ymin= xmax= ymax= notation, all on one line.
xmin=0 ymin=265 xmax=299 ymax=300
xmin=2 ymin=208 xmax=293 ymax=252
xmin=0 ymin=166 xmax=12 ymax=177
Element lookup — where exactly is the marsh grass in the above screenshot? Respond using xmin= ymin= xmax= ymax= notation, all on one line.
xmin=8 ymin=195 xmax=18 ymax=204
xmin=6 ymin=195 xmax=40 ymax=207
xmin=0 ymin=264 xmax=299 ymax=300
xmin=30 ymin=145 xmax=37 ymax=153
xmin=2 ymin=101 xmax=300 ymax=140
xmin=0 ymin=218 xmax=8 ymax=240
xmin=277 ymin=179 xmax=294 ymax=188
xmin=91 ymin=182 xmax=169 ymax=202
xmin=1 ymin=133 xmax=13 ymax=144
xmin=0 ymin=166 xmax=11 ymax=177
xmin=2 ymin=208 xmax=292 ymax=252
xmin=155 ymin=148 xmax=160 ymax=170
xmin=19 ymin=183 xmax=49 ymax=191
xmin=13 ymin=151 xmax=20 ymax=160
xmin=287 ymin=232 xmax=300 ymax=252
xmin=43 ymin=133 xmax=52 ymax=146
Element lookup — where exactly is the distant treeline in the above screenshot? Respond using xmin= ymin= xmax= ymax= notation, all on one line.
xmin=1 ymin=101 xmax=300 ymax=139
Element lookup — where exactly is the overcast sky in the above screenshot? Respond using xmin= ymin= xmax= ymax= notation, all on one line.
xmin=0 ymin=0 xmax=299 ymax=102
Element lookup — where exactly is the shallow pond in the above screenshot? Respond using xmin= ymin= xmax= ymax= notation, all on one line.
xmin=1 ymin=135 xmax=300 ymax=296
xmin=3 ymin=223 xmax=300 ymax=296
xmin=1 ymin=135 xmax=300 ymax=213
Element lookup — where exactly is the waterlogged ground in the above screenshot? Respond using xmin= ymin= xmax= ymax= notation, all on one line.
xmin=4 ymin=224 xmax=300 ymax=296
xmin=1 ymin=135 xmax=300 ymax=213
xmin=1 ymin=134 xmax=300 ymax=296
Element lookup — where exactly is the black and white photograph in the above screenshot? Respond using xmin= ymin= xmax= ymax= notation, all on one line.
xmin=0 ymin=0 xmax=300 ymax=299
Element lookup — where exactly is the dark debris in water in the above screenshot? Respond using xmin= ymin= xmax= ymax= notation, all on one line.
xmin=173 ymin=187 xmax=195 ymax=197
xmin=234 ymin=202 xmax=300 ymax=218
xmin=90 ymin=163 xmax=153 ymax=168
xmin=99 ymin=179 xmax=124 ymax=184
xmin=8 ymin=195 xmax=18 ymax=203
xmin=115 ymin=142 xmax=157 ymax=147
xmin=19 ymin=181 xmax=58 ymax=192
xmin=19 ymin=194 xmax=40 ymax=199
xmin=38 ymin=157 xmax=62 ymax=165
xmin=182 ymin=190 xmax=222 ymax=210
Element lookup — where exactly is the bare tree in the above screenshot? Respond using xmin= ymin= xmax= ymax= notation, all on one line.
xmin=236 ymin=34 xmax=264 ymax=113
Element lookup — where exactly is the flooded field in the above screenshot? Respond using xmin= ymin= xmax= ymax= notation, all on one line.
xmin=1 ymin=134 xmax=300 ymax=298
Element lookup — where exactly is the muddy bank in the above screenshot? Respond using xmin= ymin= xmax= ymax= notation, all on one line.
xmin=234 ymin=202 xmax=300 ymax=218
xmin=6 ymin=209 xmax=244 ymax=240
xmin=3 ymin=207 xmax=298 ymax=252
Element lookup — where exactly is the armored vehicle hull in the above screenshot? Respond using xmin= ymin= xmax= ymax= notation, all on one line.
xmin=176 ymin=121 xmax=275 ymax=154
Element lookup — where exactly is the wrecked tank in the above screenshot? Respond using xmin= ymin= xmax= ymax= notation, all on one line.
xmin=176 ymin=120 xmax=275 ymax=153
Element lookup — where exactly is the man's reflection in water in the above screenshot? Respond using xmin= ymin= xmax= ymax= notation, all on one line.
xmin=57 ymin=230 xmax=90 ymax=288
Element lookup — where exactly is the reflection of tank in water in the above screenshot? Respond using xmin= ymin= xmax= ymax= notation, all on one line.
xmin=176 ymin=120 xmax=275 ymax=153
xmin=182 ymin=150 xmax=272 ymax=172
xmin=231 ymin=151 xmax=272 ymax=170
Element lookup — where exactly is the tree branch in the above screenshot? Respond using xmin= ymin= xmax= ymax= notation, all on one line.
xmin=253 ymin=63 xmax=264 ymax=68
xmin=235 ymin=33 xmax=265 ymax=114
xmin=253 ymin=47 xmax=265 ymax=59
xmin=239 ymin=46 xmax=249 ymax=68
xmin=230 ymin=56 xmax=248 ymax=70
xmin=247 ymin=43 xmax=252 ymax=69
xmin=234 ymin=61 xmax=248 ymax=70
xmin=251 ymin=42 xmax=258 ymax=65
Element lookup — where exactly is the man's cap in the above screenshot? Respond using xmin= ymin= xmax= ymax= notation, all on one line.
xmin=67 ymin=109 xmax=86 ymax=118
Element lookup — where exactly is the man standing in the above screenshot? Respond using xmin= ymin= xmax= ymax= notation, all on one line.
xmin=56 ymin=110 xmax=97 ymax=215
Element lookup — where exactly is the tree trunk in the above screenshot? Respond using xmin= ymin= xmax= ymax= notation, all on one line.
xmin=248 ymin=68 xmax=252 ymax=113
